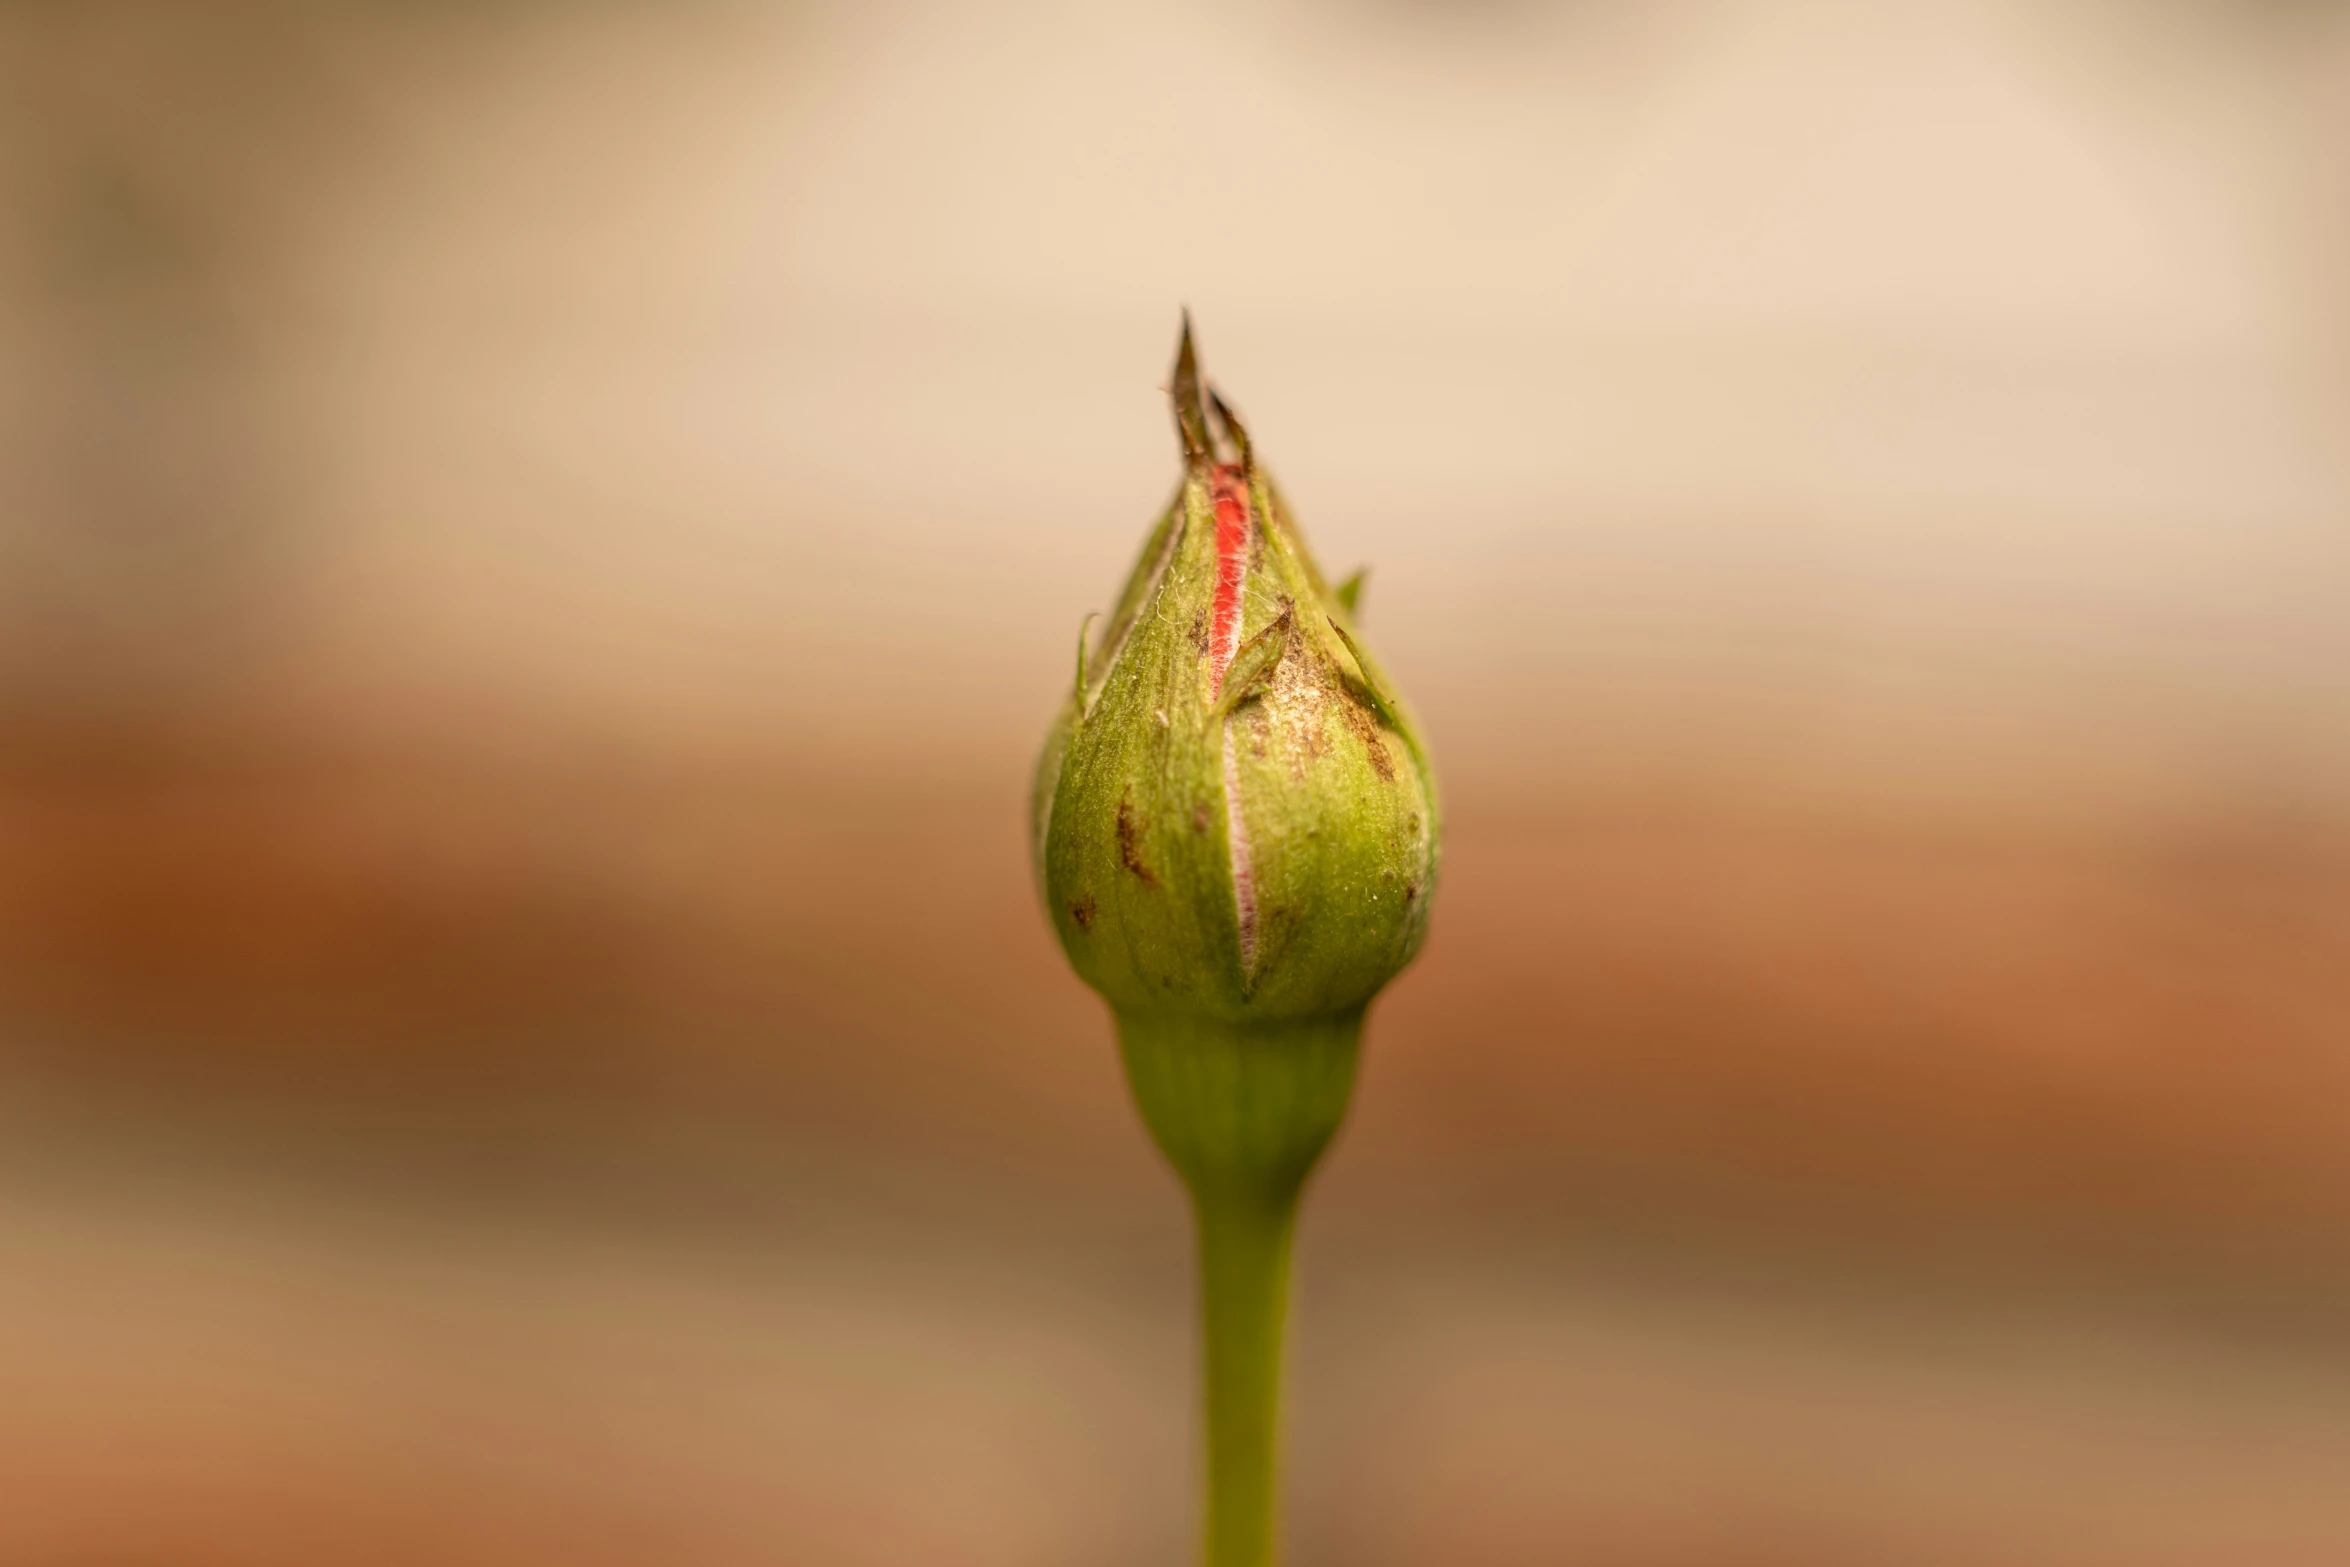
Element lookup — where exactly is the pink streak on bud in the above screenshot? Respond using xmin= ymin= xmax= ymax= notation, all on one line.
xmin=1208 ymin=464 xmax=1250 ymax=695
xmin=1207 ymin=463 xmax=1259 ymax=970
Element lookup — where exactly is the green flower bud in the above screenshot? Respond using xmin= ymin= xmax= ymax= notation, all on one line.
xmin=1033 ymin=318 xmax=1440 ymax=1567
xmin=1033 ymin=321 xmax=1439 ymax=1032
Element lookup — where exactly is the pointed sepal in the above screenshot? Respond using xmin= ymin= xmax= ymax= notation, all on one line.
xmin=1214 ymin=604 xmax=1293 ymax=717
xmin=1074 ymin=611 xmax=1100 ymax=711
xmin=1171 ymin=311 xmax=1214 ymax=466
xmin=1334 ymin=568 xmax=1366 ymax=618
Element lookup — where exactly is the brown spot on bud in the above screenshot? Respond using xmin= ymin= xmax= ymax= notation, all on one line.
xmin=1339 ymin=694 xmax=1396 ymax=780
xmin=1117 ymin=795 xmax=1159 ymax=886
xmin=1070 ymin=896 xmax=1097 ymax=932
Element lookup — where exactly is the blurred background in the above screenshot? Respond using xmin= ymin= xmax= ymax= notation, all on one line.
xmin=3 ymin=1 xmax=2349 ymax=1561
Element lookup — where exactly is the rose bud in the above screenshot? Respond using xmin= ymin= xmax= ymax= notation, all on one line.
xmin=1031 ymin=316 xmax=1439 ymax=1567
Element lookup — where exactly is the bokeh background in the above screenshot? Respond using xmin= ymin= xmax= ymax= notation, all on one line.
xmin=4 ymin=1 xmax=2350 ymax=1562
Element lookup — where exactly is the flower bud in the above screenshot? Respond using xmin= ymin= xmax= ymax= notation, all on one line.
xmin=1034 ymin=319 xmax=1438 ymax=1028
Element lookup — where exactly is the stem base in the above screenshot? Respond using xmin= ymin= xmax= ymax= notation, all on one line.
xmin=1115 ymin=1008 xmax=1363 ymax=1567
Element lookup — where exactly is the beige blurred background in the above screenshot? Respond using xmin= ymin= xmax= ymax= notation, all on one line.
xmin=4 ymin=1 xmax=2350 ymax=1562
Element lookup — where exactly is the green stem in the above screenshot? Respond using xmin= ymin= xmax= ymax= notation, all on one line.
xmin=1194 ymin=1188 xmax=1295 ymax=1567
xmin=1115 ymin=1007 xmax=1363 ymax=1567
